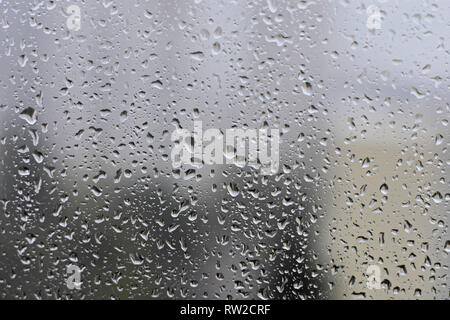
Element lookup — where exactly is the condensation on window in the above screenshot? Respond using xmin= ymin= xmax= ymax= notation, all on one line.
xmin=0 ymin=0 xmax=448 ymax=299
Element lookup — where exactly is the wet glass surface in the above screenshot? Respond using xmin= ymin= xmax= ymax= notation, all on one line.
xmin=0 ymin=0 xmax=448 ymax=299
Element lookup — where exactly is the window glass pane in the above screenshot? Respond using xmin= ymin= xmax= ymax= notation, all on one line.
xmin=0 ymin=0 xmax=448 ymax=299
